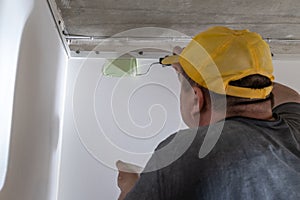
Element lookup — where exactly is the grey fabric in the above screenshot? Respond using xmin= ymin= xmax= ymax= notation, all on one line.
xmin=125 ymin=103 xmax=300 ymax=200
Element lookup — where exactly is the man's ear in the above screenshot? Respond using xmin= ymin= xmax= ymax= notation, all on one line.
xmin=192 ymin=86 xmax=204 ymax=113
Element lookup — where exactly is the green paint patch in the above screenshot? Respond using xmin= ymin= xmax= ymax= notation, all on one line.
xmin=103 ymin=58 xmax=137 ymax=77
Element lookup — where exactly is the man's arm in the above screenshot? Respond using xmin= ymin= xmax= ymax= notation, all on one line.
xmin=272 ymin=82 xmax=300 ymax=109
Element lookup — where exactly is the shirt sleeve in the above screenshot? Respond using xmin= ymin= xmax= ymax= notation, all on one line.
xmin=273 ymin=102 xmax=300 ymax=150
xmin=123 ymin=133 xmax=177 ymax=200
xmin=123 ymin=170 xmax=162 ymax=200
xmin=273 ymin=102 xmax=300 ymax=123
xmin=124 ymin=130 xmax=198 ymax=200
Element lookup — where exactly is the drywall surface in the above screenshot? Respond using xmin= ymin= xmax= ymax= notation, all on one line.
xmin=58 ymin=58 xmax=183 ymax=200
xmin=59 ymin=57 xmax=299 ymax=200
xmin=0 ymin=0 xmax=34 ymax=190
xmin=273 ymin=60 xmax=300 ymax=92
xmin=0 ymin=0 xmax=68 ymax=199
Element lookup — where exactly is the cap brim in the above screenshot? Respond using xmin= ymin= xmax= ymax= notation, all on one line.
xmin=161 ymin=55 xmax=180 ymax=65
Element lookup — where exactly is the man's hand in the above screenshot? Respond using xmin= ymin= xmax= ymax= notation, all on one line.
xmin=116 ymin=160 xmax=143 ymax=200
xmin=171 ymin=46 xmax=184 ymax=74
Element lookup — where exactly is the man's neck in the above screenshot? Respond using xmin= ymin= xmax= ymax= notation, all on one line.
xmin=199 ymin=102 xmax=274 ymax=126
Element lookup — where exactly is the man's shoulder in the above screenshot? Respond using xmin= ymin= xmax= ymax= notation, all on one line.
xmin=155 ymin=128 xmax=203 ymax=151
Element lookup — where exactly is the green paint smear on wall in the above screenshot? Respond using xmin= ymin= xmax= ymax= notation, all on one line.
xmin=103 ymin=58 xmax=137 ymax=77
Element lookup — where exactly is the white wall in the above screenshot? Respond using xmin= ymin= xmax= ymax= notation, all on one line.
xmin=273 ymin=59 xmax=300 ymax=92
xmin=0 ymin=0 xmax=68 ymax=199
xmin=58 ymin=57 xmax=299 ymax=200
xmin=58 ymin=58 xmax=184 ymax=200
xmin=0 ymin=0 xmax=34 ymax=190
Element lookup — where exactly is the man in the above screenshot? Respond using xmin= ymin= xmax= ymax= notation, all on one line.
xmin=117 ymin=26 xmax=300 ymax=200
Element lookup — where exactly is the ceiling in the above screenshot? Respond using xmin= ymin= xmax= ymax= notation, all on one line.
xmin=51 ymin=0 xmax=300 ymax=56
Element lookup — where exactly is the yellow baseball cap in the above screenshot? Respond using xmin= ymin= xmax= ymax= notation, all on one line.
xmin=161 ymin=26 xmax=274 ymax=99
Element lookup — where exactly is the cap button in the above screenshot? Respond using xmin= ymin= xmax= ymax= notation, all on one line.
xmin=232 ymin=30 xmax=243 ymax=36
xmin=232 ymin=30 xmax=248 ymax=36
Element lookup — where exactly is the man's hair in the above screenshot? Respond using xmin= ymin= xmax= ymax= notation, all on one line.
xmin=180 ymin=69 xmax=273 ymax=112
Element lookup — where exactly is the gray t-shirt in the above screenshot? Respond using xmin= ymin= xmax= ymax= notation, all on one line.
xmin=125 ymin=103 xmax=300 ymax=200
